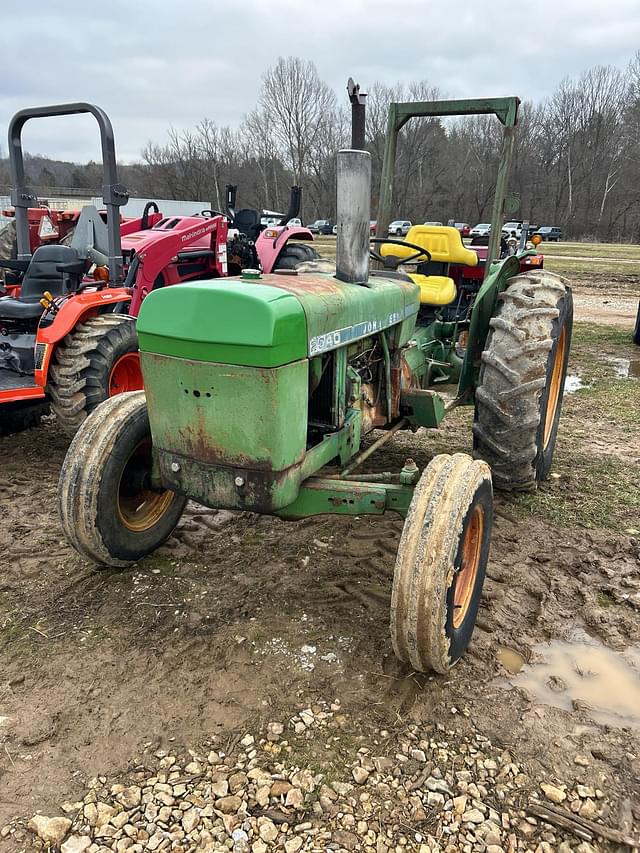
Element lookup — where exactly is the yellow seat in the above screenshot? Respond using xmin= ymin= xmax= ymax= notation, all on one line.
xmin=380 ymin=225 xmax=478 ymax=267
xmin=409 ymin=274 xmax=457 ymax=306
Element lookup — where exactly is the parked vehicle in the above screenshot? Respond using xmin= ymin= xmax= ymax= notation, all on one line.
xmin=308 ymin=219 xmax=334 ymax=235
xmin=424 ymin=220 xmax=443 ymax=227
xmin=533 ymin=226 xmax=562 ymax=242
xmin=0 ymin=104 xmax=317 ymax=437
xmin=370 ymin=220 xmax=377 ymax=234
xmin=287 ymin=217 xmax=302 ymax=227
xmin=453 ymin=222 xmax=470 ymax=237
xmin=388 ymin=220 xmax=412 ymax=236
xmin=332 ymin=224 xmax=338 ymax=235
xmin=59 ymin=93 xmax=572 ymax=677
xmin=470 ymin=223 xmax=491 ymax=237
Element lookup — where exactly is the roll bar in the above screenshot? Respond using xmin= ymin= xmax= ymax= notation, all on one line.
xmin=8 ymin=102 xmax=129 ymax=285
xmin=376 ymin=96 xmax=520 ymax=275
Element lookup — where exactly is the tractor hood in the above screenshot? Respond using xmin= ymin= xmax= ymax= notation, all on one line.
xmin=137 ymin=272 xmax=420 ymax=368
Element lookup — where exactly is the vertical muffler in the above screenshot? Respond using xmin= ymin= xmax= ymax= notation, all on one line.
xmin=335 ymin=149 xmax=371 ymax=285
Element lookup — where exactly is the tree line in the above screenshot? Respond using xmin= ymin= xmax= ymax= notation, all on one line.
xmin=1 ymin=52 xmax=639 ymax=241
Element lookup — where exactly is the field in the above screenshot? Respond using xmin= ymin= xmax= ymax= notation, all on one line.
xmin=0 ymin=242 xmax=639 ymax=851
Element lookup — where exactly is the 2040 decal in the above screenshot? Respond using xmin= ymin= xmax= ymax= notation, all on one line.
xmin=309 ymin=308 xmax=416 ymax=356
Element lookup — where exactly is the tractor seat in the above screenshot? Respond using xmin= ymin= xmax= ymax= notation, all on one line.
xmin=0 ymin=244 xmax=81 ymax=321
xmin=408 ymin=274 xmax=457 ymax=306
xmin=381 ymin=226 xmax=478 ymax=267
xmin=232 ymin=209 xmax=262 ymax=241
xmin=379 ymin=225 xmax=476 ymax=306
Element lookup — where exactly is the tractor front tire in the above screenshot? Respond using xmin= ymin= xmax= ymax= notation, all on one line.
xmin=274 ymin=243 xmax=319 ymax=270
xmin=58 ymin=391 xmax=186 ymax=567
xmin=391 ymin=453 xmax=493 ymax=674
xmin=48 ymin=314 xmax=142 ymax=435
xmin=473 ymin=270 xmax=573 ymax=491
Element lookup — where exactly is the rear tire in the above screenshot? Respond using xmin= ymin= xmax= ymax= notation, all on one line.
xmin=473 ymin=270 xmax=573 ymax=490
xmin=391 ymin=453 xmax=493 ymax=674
xmin=48 ymin=314 xmax=142 ymax=435
xmin=273 ymin=243 xmax=319 ymax=270
xmin=58 ymin=391 xmax=186 ymax=567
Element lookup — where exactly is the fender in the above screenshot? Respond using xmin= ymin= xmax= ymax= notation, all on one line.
xmin=34 ymin=288 xmax=131 ymax=386
xmin=257 ymin=226 xmax=314 ymax=273
xmin=458 ymin=254 xmax=522 ymax=398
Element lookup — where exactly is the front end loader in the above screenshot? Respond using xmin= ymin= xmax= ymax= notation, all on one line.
xmin=0 ymin=104 xmax=231 ymax=436
xmin=58 ymin=94 xmax=572 ymax=672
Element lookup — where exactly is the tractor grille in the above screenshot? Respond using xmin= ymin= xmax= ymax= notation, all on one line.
xmin=308 ymin=353 xmax=337 ymax=431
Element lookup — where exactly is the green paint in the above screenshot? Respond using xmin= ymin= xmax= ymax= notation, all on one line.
xmin=458 ymin=254 xmax=522 ymax=395
xmin=141 ymin=351 xmax=308 ymax=472
xmin=137 ymin=280 xmax=308 ymax=368
xmin=400 ymin=388 xmax=446 ymax=428
xmin=277 ymin=477 xmax=413 ymax=519
xmin=252 ymin=273 xmax=419 ymax=355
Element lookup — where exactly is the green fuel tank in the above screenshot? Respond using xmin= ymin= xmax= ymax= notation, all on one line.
xmin=136 ymin=271 xmax=419 ymax=512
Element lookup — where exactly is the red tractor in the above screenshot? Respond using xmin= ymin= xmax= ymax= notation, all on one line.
xmin=0 ymin=103 xmax=318 ymax=436
xmin=0 ymin=104 xmax=227 ymax=435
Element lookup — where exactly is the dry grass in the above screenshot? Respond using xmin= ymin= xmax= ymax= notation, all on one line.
xmin=309 ymin=235 xmax=640 ymax=277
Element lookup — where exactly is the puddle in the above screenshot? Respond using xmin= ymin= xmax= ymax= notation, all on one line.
xmin=564 ymin=374 xmax=587 ymax=393
xmin=497 ymin=646 xmax=525 ymax=674
xmin=606 ymin=356 xmax=640 ymax=379
xmin=512 ymin=637 xmax=640 ymax=729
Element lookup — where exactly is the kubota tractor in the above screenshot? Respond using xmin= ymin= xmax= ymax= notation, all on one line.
xmin=0 ymin=104 xmax=322 ymax=435
xmin=0 ymin=103 xmax=231 ymax=435
xmin=58 ymin=94 xmax=573 ymax=673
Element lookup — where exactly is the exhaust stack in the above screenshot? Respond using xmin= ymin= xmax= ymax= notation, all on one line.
xmin=335 ymin=149 xmax=371 ymax=285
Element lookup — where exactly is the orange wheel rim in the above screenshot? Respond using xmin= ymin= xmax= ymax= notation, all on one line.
xmin=109 ymin=352 xmax=143 ymax=396
xmin=116 ymin=438 xmax=175 ymax=533
xmin=543 ymin=325 xmax=567 ymax=449
xmin=453 ymin=505 xmax=484 ymax=629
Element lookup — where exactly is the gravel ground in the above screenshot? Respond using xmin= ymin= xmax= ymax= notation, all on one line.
xmin=4 ymin=703 xmax=636 ymax=853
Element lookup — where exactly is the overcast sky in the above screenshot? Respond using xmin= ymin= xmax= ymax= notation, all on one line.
xmin=1 ymin=0 xmax=639 ymax=164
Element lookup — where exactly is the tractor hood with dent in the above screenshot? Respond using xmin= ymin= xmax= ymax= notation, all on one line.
xmin=137 ymin=272 xmax=421 ymax=368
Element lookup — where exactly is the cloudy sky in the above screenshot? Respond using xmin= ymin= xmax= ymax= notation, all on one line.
xmin=1 ymin=0 xmax=639 ymax=163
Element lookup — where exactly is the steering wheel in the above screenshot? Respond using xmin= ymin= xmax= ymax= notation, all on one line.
xmin=198 ymin=209 xmax=227 ymax=219
xmin=370 ymin=237 xmax=432 ymax=269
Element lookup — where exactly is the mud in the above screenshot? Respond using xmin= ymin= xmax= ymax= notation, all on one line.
xmin=0 ymin=306 xmax=639 ymax=846
xmin=513 ymin=634 xmax=640 ymax=729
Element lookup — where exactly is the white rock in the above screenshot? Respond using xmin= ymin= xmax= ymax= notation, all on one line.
xmin=285 ymin=837 xmax=303 ymax=853
xmin=28 ymin=815 xmax=72 ymax=846
xmin=258 ymin=819 xmax=278 ymax=843
xmin=540 ymin=783 xmax=566 ymax=803
xmin=352 ymin=767 xmax=370 ymax=784
xmin=453 ymin=796 xmax=468 ymax=816
xmin=117 ymin=786 xmax=142 ymax=809
xmin=182 ymin=807 xmax=200 ymax=833
xmin=462 ymin=808 xmax=485 ymax=824
xmin=211 ymin=780 xmax=229 ymax=798
xmin=285 ymin=788 xmax=305 ymax=809
xmin=61 ymin=836 xmax=91 ymax=853
xmin=267 ymin=722 xmax=284 ymax=741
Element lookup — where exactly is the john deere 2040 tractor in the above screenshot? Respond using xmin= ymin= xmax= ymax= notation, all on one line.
xmin=59 ymin=96 xmax=572 ymax=673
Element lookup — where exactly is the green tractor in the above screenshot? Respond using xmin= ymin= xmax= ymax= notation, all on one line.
xmin=58 ymin=96 xmax=572 ymax=673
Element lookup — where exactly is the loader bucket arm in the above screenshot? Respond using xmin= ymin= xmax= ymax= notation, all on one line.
xmin=8 ymin=102 xmax=129 ymax=285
